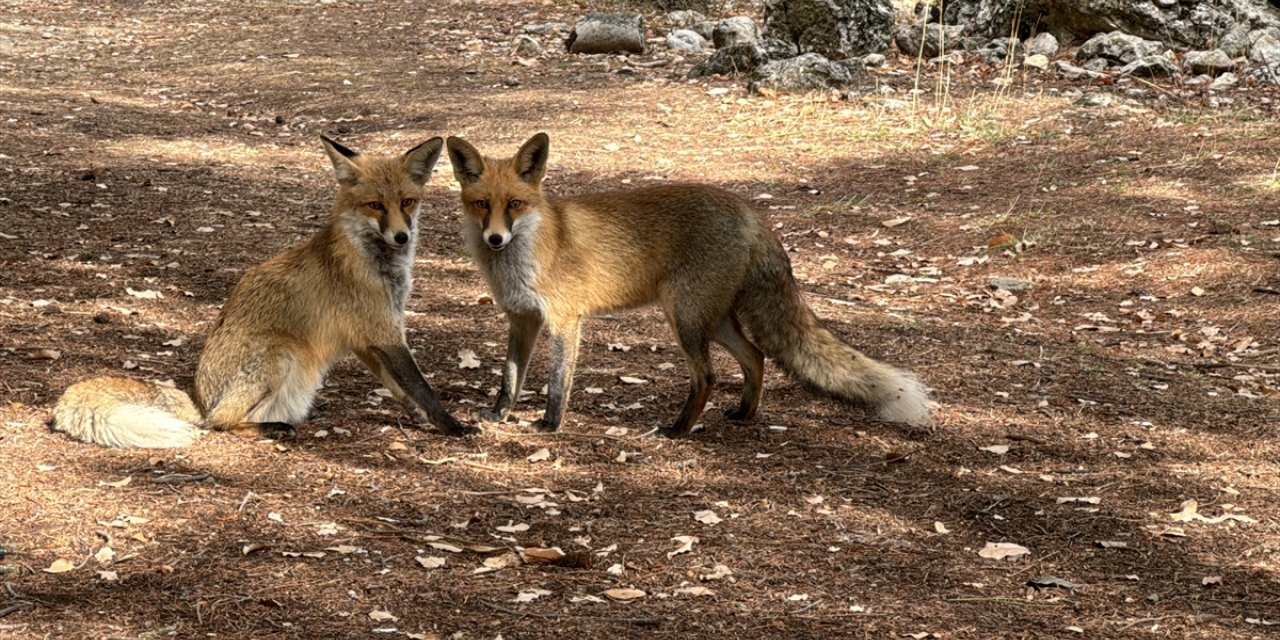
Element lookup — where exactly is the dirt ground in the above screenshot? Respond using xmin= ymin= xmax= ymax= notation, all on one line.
xmin=2 ymin=1 xmax=1280 ymax=638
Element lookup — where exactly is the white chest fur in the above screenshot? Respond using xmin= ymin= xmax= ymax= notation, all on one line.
xmin=464 ymin=212 xmax=546 ymax=316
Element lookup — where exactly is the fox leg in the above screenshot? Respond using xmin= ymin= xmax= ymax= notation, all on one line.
xmin=202 ymin=354 xmax=307 ymax=441
xmin=534 ymin=318 xmax=580 ymax=433
xmin=662 ymin=319 xmax=716 ymax=439
xmin=484 ymin=312 xmax=543 ymax=423
xmin=361 ymin=344 xmax=479 ymax=437
xmin=712 ymin=314 xmax=765 ymax=422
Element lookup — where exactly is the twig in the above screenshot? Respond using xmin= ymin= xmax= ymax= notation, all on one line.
xmin=946 ymin=597 xmax=1062 ymax=606
xmin=0 ymin=602 xmax=32 ymax=619
xmin=786 ymin=599 xmax=822 ymax=615
xmin=151 ymin=472 xmax=211 ymax=484
xmin=1115 ymin=615 xmax=1180 ymax=632
xmin=478 ymin=600 xmax=660 ymax=627
xmin=1254 ymin=287 xmax=1280 ymax=296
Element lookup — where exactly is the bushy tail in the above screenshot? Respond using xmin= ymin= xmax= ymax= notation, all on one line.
xmin=52 ymin=378 xmax=202 ymax=449
xmin=735 ymin=233 xmax=932 ymax=427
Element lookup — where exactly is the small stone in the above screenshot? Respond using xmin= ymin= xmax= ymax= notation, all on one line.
xmin=1077 ymin=31 xmax=1163 ymax=65
xmin=1076 ymin=92 xmax=1117 ymax=108
xmin=861 ymin=53 xmax=887 ymax=68
xmin=666 ymin=29 xmax=706 ymax=54
xmin=523 ymin=22 xmax=567 ymax=37
xmin=1082 ymin=58 xmax=1110 ymax=72
xmin=989 ymin=277 xmax=1034 ymax=293
xmin=1209 ymin=72 xmax=1238 ymax=91
xmin=1024 ymin=32 xmax=1059 ymax=57
xmin=1119 ymin=55 xmax=1177 ymax=78
xmin=1023 ymin=54 xmax=1049 ymax=69
xmin=667 ymin=10 xmax=706 ymax=28
xmin=688 ymin=20 xmax=715 ymax=41
xmin=748 ymin=53 xmax=866 ymax=95
xmin=512 ymin=35 xmax=542 ymax=57
xmin=566 ymin=13 xmax=645 ymax=55
xmin=712 ymin=16 xmax=758 ymax=49
xmin=1183 ymin=49 xmax=1233 ymax=76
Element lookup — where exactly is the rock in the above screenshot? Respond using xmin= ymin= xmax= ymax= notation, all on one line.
xmin=1209 ymin=71 xmax=1239 ymax=91
xmin=524 ymin=22 xmax=568 ymax=37
xmin=712 ymin=16 xmax=759 ymax=48
xmin=1183 ymin=49 xmax=1234 ymax=75
xmin=688 ymin=43 xmax=766 ymax=78
xmin=988 ymin=277 xmax=1033 ymax=293
xmin=862 ymin=52 xmax=887 ymax=67
xmin=939 ymin=0 xmax=1280 ymax=50
xmin=1024 ymin=54 xmax=1049 ymax=69
xmin=749 ymin=53 xmax=867 ymax=95
xmin=1025 ymin=32 xmax=1059 ymax=57
xmin=688 ymin=21 xmax=716 ymax=41
xmin=1119 ymin=55 xmax=1178 ymax=77
xmin=1218 ymin=23 xmax=1252 ymax=58
xmin=667 ymin=29 xmax=707 ymax=54
xmin=1247 ymin=29 xmax=1280 ymax=68
xmin=1077 ymin=31 xmax=1164 ymax=65
xmin=566 ymin=13 xmax=646 ymax=55
xmin=1076 ymin=92 xmax=1117 ymax=108
xmin=1082 ymin=58 xmax=1110 ymax=72
xmin=667 ymin=10 xmax=706 ymax=28
xmin=761 ymin=0 xmax=897 ymax=58
xmin=895 ymin=21 xmax=966 ymax=59
xmin=761 ymin=37 xmax=800 ymax=59
xmin=1054 ymin=60 xmax=1106 ymax=80
xmin=977 ymin=37 xmax=1022 ymax=66
xmin=512 ymin=35 xmax=542 ymax=57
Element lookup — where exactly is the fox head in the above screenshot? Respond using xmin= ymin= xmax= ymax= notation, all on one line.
xmin=320 ymin=135 xmax=444 ymax=249
xmin=445 ymin=133 xmax=549 ymax=251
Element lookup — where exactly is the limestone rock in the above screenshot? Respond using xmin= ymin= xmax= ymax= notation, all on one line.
xmin=566 ymin=13 xmax=645 ymax=55
xmin=762 ymin=0 xmax=896 ymax=58
xmin=688 ymin=43 xmax=766 ymax=78
xmin=748 ymin=53 xmax=867 ymax=95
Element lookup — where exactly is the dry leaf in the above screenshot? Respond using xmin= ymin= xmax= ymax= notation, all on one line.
xmin=94 ymin=546 xmax=116 ymax=565
xmin=979 ymin=444 xmax=1010 ymax=455
xmin=674 ymin=586 xmax=714 ymax=597
xmin=978 ymin=542 xmax=1030 ymax=560
xmin=496 ymin=522 xmax=530 ymax=533
xmin=428 ymin=542 xmax=463 ymax=553
xmin=44 ymin=558 xmax=76 ymax=573
xmin=526 ymin=448 xmax=551 ymax=463
xmin=368 ymin=609 xmax=398 ymax=622
xmin=97 ymin=570 xmax=119 ymax=582
xmin=521 ymin=547 xmax=565 ymax=564
xmin=934 ymin=521 xmax=950 ymax=534
xmin=1170 ymin=499 xmax=1199 ymax=522
xmin=97 ymin=477 xmax=132 ymax=488
xmin=693 ymin=510 xmax=722 ymax=525
xmin=700 ymin=564 xmax=733 ymax=581
xmin=618 ymin=376 xmax=648 ymax=385
xmin=125 ymin=287 xmax=163 ymax=299
xmin=667 ymin=535 xmax=698 ymax=558
xmin=416 ymin=556 xmax=446 ymax=569
xmin=457 ymin=348 xmax=481 ymax=369
xmin=603 ymin=587 xmax=646 ymax=601
xmin=513 ymin=588 xmax=552 ymax=603
xmin=881 ymin=216 xmax=912 ymax=228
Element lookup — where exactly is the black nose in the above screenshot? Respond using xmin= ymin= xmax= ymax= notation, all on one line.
xmin=394 ymin=231 xmax=409 ymax=245
xmin=487 ymin=234 xmax=505 ymax=247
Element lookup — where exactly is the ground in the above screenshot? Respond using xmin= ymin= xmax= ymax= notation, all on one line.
xmin=2 ymin=1 xmax=1279 ymax=638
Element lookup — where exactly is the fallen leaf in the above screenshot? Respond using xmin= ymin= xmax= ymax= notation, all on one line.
xmin=701 ymin=564 xmax=733 ymax=581
xmin=979 ymin=444 xmax=1009 ymax=455
xmin=618 ymin=376 xmax=648 ymax=385
xmin=496 ymin=522 xmax=530 ymax=533
xmin=1026 ymin=575 xmax=1081 ymax=590
xmin=326 ymin=545 xmax=361 ymax=554
xmin=934 ymin=521 xmax=950 ymax=534
xmin=457 ymin=349 xmax=481 ymax=369
xmin=526 ymin=448 xmax=551 ymax=463
xmin=1170 ymin=499 xmax=1199 ymax=523
xmin=98 ymin=477 xmax=132 ymax=488
xmin=1202 ymin=575 xmax=1222 ymax=587
xmin=97 ymin=570 xmax=119 ymax=582
xmin=674 ymin=586 xmax=714 ymax=597
xmin=521 ymin=547 xmax=565 ymax=564
xmin=667 ymin=535 xmax=698 ymax=558
xmin=881 ymin=216 xmax=912 ymax=228
xmin=603 ymin=588 xmax=646 ymax=601
xmin=125 ymin=288 xmax=163 ymax=300
xmin=94 ymin=547 xmax=115 ymax=565
xmin=267 ymin=512 xmax=284 ymax=523
xmin=416 ymin=556 xmax=446 ymax=569
xmin=978 ymin=542 xmax=1029 ymax=560
xmin=1057 ymin=496 xmax=1102 ymax=505
xmin=1190 ymin=286 xmax=1205 ymax=297
xmin=428 ymin=542 xmax=463 ymax=553
xmin=693 ymin=510 xmax=722 ymax=525
xmin=368 ymin=609 xmax=398 ymax=622
xmin=513 ymin=588 xmax=552 ymax=603
xmin=44 ymin=558 xmax=76 ymax=573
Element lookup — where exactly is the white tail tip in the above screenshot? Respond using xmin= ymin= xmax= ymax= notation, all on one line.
xmin=876 ymin=373 xmax=933 ymax=427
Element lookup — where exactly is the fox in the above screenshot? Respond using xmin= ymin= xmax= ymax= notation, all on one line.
xmin=51 ymin=135 xmax=478 ymax=448
xmin=444 ymin=132 xmax=932 ymax=438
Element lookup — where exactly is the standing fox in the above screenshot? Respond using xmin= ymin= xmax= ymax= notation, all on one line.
xmin=52 ymin=136 xmax=477 ymax=448
xmin=445 ymin=133 xmax=931 ymax=438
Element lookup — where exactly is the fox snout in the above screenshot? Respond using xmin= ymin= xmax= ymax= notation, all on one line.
xmin=381 ymin=211 xmax=415 ymax=249
xmin=485 ymin=230 xmax=511 ymax=250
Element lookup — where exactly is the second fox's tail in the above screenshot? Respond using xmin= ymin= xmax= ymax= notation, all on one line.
xmin=735 ymin=231 xmax=932 ymax=427
xmin=52 ymin=378 xmax=202 ymax=449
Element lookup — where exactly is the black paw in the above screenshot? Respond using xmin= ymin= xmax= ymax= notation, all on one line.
xmin=262 ymin=423 xmax=298 ymax=441
xmin=478 ymin=409 xmax=509 ymax=424
xmin=657 ymin=426 xmax=691 ymax=439
xmin=723 ymin=405 xmax=757 ymax=422
xmin=440 ymin=417 xmax=482 ymax=437
xmin=531 ymin=418 xmax=560 ymax=433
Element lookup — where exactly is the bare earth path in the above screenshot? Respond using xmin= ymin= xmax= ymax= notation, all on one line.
xmin=1 ymin=1 xmax=1279 ymax=638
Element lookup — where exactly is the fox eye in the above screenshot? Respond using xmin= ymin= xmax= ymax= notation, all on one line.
xmin=367 ymin=202 xmax=385 ymax=211
xmin=401 ymin=198 xmax=417 ymax=210
xmin=507 ymin=199 xmax=523 ymax=210
xmin=474 ymin=199 xmax=490 ymax=211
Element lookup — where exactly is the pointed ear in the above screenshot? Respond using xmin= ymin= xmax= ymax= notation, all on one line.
xmin=446 ymin=136 xmax=485 ymax=185
xmin=402 ymin=137 xmax=443 ymax=186
xmin=320 ymin=135 xmax=361 ymax=187
xmin=514 ymin=132 xmax=550 ymax=185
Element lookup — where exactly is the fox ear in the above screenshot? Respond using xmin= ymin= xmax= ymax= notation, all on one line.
xmin=446 ymin=136 xmax=485 ymax=185
xmin=402 ymin=137 xmax=443 ymax=186
xmin=320 ymin=135 xmax=361 ymax=187
xmin=514 ymin=132 xmax=550 ymax=185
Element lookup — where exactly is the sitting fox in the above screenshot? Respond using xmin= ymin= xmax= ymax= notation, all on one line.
xmin=52 ymin=136 xmax=478 ymax=448
xmin=445 ymin=133 xmax=931 ymax=438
